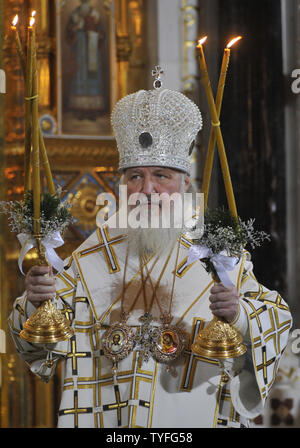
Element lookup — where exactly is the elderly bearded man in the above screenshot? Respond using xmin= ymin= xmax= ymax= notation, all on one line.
xmin=9 ymin=75 xmax=292 ymax=428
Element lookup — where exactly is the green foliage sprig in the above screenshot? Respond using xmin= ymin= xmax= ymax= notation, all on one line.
xmin=0 ymin=186 xmax=74 ymax=237
xmin=192 ymin=207 xmax=270 ymax=276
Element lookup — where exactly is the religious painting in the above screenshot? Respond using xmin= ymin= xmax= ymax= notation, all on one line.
xmin=56 ymin=0 xmax=116 ymax=136
xmin=158 ymin=330 xmax=179 ymax=355
xmin=102 ymin=324 xmax=135 ymax=362
xmin=107 ymin=330 xmax=125 ymax=354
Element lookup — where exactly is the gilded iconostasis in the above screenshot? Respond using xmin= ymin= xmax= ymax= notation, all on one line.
xmin=0 ymin=0 xmax=299 ymax=429
xmin=0 ymin=0 xmax=149 ymax=427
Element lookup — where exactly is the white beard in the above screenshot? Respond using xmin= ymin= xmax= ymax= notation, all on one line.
xmin=118 ymin=173 xmax=198 ymax=256
xmin=124 ymin=225 xmax=183 ymax=256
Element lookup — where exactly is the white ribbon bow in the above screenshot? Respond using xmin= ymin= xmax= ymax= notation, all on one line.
xmin=187 ymin=245 xmax=239 ymax=288
xmin=17 ymin=231 xmax=65 ymax=275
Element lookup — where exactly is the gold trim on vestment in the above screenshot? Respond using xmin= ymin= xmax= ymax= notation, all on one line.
xmin=148 ymin=361 xmax=158 ymax=428
xmin=131 ymin=376 xmax=152 ymax=428
xmin=236 ymin=251 xmax=246 ymax=291
xmin=78 ymin=226 xmax=126 ymax=274
xmin=73 ymin=248 xmax=155 ymax=323
xmin=180 ymin=317 xmax=220 ymax=391
xmin=175 ymin=280 xmax=214 ymax=326
xmin=56 ymin=271 xmax=77 ymax=297
xmin=63 ymin=347 xmax=158 ymax=428
xmin=213 ymin=373 xmax=226 ymax=427
xmin=175 ymin=256 xmax=195 ymax=278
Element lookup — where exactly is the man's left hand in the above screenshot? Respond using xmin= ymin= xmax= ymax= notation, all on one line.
xmin=209 ymin=283 xmax=239 ymax=323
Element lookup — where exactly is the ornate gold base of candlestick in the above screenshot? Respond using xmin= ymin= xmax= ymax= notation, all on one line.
xmin=20 ymin=299 xmax=74 ymax=344
xmin=191 ymin=316 xmax=246 ymax=359
xmin=19 ymin=234 xmax=74 ymax=344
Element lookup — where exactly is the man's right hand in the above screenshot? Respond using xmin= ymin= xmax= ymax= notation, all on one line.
xmin=25 ymin=265 xmax=56 ymax=308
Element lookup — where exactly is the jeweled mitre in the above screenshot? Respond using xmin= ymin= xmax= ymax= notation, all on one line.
xmin=111 ymin=85 xmax=203 ymax=174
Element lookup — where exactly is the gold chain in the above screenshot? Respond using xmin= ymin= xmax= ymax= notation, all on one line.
xmin=120 ymin=236 xmax=182 ymax=323
xmin=141 ymin=237 xmax=181 ymax=323
xmin=120 ymin=243 xmax=158 ymax=319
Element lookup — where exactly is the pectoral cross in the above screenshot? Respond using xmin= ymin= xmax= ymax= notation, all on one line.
xmin=135 ymin=313 xmax=157 ymax=363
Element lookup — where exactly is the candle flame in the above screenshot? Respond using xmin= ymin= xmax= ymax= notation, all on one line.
xmin=31 ymin=10 xmax=37 ymax=17
xmin=12 ymin=15 xmax=18 ymax=27
xmin=197 ymin=36 xmax=208 ymax=46
xmin=226 ymin=36 xmax=242 ymax=49
xmin=29 ymin=17 xmax=35 ymax=27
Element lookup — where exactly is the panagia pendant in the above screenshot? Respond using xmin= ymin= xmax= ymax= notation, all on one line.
xmin=151 ymin=325 xmax=187 ymax=363
xmin=101 ymin=322 xmax=135 ymax=364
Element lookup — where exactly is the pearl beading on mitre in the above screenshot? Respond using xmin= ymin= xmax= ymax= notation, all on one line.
xmin=111 ymin=87 xmax=203 ymax=174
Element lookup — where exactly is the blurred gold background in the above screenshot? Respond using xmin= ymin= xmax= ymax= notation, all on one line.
xmin=0 ymin=0 xmax=148 ymax=427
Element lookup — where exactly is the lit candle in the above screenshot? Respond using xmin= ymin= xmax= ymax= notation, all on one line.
xmin=11 ymin=15 xmax=26 ymax=76
xmin=29 ymin=11 xmax=56 ymax=196
xmin=39 ymin=128 xmax=56 ymax=195
xmin=24 ymin=14 xmax=35 ymax=192
xmin=30 ymin=16 xmax=41 ymax=235
xmin=196 ymin=37 xmax=238 ymax=218
xmin=202 ymin=36 xmax=242 ymax=209
xmin=26 ymin=13 xmax=55 ymax=204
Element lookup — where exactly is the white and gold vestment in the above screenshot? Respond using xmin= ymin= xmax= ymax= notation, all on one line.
xmin=9 ymin=223 xmax=292 ymax=428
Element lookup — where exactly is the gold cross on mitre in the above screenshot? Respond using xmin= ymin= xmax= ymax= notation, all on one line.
xmin=152 ymin=65 xmax=164 ymax=89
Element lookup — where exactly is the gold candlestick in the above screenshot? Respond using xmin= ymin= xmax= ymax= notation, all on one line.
xmin=191 ymin=272 xmax=246 ymax=359
xmin=197 ymin=37 xmax=238 ymax=218
xmin=20 ymin=235 xmax=74 ymax=344
xmin=15 ymin=12 xmax=72 ymax=344
xmin=191 ymin=315 xmax=246 ymax=359
xmin=202 ymin=37 xmax=242 ymax=209
xmin=192 ymin=37 xmax=246 ymax=360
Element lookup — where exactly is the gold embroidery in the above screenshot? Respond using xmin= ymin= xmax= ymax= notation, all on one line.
xmin=180 ymin=317 xmax=218 ymax=392
xmin=78 ymin=227 xmax=125 ymax=274
xmin=59 ymin=391 xmax=92 ymax=428
xmin=176 ymin=256 xmax=195 ymax=278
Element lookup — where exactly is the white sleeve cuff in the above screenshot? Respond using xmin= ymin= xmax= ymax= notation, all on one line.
xmin=230 ymin=302 xmax=250 ymax=340
xmin=230 ymin=370 xmax=263 ymax=419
